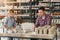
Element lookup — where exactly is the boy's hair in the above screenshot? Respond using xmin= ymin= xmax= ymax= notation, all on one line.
xmin=38 ymin=7 xmax=45 ymax=11
xmin=9 ymin=9 xmax=14 ymax=13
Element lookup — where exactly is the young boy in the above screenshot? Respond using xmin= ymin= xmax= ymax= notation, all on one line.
xmin=3 ymin=9 xmax=16 ymax=40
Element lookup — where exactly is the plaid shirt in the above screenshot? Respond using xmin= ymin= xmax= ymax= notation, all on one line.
xmin=35 ymin=14 xmax=51 ymax=27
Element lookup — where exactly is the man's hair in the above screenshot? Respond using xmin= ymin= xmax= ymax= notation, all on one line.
xmin=9 ymin=9 xmax=14 ymax=13
xmin=38 ymin=7 xmax=45 ymax=11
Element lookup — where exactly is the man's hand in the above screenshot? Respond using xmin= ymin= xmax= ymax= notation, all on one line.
xmin=33 ymin=27 xmax=36 ymax=31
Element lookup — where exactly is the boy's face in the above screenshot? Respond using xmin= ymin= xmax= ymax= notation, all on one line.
xmin=9 ymin=12 xmax=14 ymax=17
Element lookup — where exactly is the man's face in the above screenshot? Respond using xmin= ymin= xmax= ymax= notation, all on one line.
xmin=38 ymin=10 xmax=45 ymax=16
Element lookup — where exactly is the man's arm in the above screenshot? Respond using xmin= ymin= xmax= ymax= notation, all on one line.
xmin=46 ymin=15 xmax=51 ymax=25
xmin=35 ymin=18 xmax=39 ymax=27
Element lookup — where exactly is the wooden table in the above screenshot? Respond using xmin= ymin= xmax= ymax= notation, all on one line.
xmin=0 ymin=32 xmax=57 ymax=40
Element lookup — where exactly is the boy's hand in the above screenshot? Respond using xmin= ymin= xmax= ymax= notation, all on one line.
xmin=9 ymin=26 xmax=16 ymax=31
xmin=9 ymin=28 xmax=13 ymax=30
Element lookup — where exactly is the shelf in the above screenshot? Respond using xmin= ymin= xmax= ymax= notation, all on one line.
xmin=17 ymin=0 xmax=30 ymax=3
xmin=52 ymin=15 xmax=60 ymax=17
xmin=39 ymin=1 xmax=60 ymax=3
xmin=52 ymin=9 xmax=60 ymax=11
xmin=7 ymin=2 xmax=30 ymax=3
xmin=14 ymin=14 xmax=29 ymax=17
xmin=0 ymin=14 xmax=30 ymax=17
xmin=32 ymin=8 xmax=38 ymax=9
xmin=14 ymin=8 xmax=29 ymax=10
xmin=39 ymin=1 xmax=51 ymax=3
xmin=0 ymin=7 xmax=14 ymax=10
xmin=53 ymin=5 xmax=60 ymax=6
xmin=6 ymin=2 xmax=19 ymax=3
xmin=0 ymin=0 xmax=60 ymax=22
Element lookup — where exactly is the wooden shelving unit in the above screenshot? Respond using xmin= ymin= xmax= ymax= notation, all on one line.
xmin=0 ymin=0 xmax=60 ymax=23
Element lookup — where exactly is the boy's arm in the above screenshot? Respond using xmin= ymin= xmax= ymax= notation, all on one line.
xmin=3 ymin=18 xmax=11 ymax=30
xmin=4 ymin=25 xmax=8 ymax=28
xmin=13 ymin=19 xmax=16 ymax=29
xmin=4 ymin=18 xmax=8 ymax=28
xmin=10 ymin=19 xmax=16 ymax=30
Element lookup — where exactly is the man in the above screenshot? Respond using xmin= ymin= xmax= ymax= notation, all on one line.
xmin=3 ymin=9 xmax=16 ymax=40
xmin=35 ymin=7 xmax=51 ymax=27
xmin=31 ymin=7 xmax=51 ymax=40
